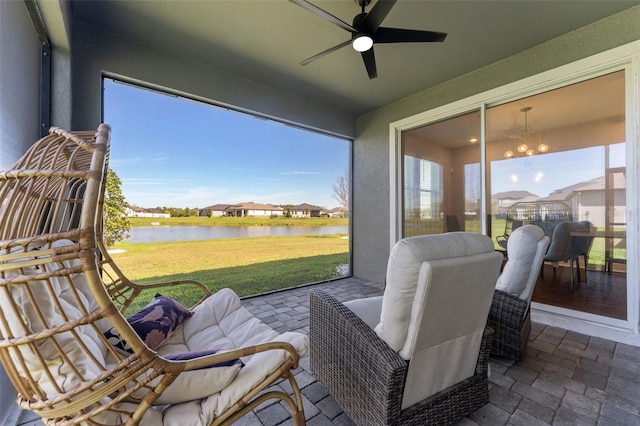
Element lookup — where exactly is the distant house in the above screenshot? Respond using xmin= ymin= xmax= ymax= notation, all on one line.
xmin=125 ymin=206 xmax=170 ymax=218
xmin=225 ymin=202 xmax=284 ymax=217
xmin=541 ymin=174 xmax=626 ymax=229
xmin=200 ymin=204 xmax=235 ymax=217
xmin=290 ymin=203 xmax=323 ymax=218
xmin=491 ymin=191 xmax=540 ymax=217
xmin=326 ymin=207 xmax=348 ymax=218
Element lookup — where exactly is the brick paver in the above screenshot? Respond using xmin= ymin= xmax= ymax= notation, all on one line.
xmin=14 ymin=277 xmax=640 ymax=426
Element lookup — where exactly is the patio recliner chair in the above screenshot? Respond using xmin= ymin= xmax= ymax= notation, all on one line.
xmin=0 ymin=125 xmax=308 ymax=425
xmin=488 ymin=225 xmax=550 ymax=360
xmin=310 ymin=232 xmax=503 ymax=426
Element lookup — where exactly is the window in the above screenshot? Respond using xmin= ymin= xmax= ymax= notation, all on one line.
xmin=401 ymin=110 xmax=482 ymax=236
xmin=103 ymin=79 xmax=351 ymax=297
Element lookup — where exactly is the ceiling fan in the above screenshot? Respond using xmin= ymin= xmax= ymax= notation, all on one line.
xmin=290 ymin=0 xmax=447 ymax=79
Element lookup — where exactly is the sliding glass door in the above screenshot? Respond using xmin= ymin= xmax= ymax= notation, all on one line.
xmin=400 ymin=70 xmax=627 ymax=321
xmin=485 ymin=71 xmax=626 ymax=320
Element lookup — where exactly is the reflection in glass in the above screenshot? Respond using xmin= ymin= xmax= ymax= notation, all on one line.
xmin=486 ymin=71 xmax=626 ymax=320
xmin=401 ymin=111 xmax=481 ymax=237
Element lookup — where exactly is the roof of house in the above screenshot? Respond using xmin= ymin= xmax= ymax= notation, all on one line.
xmin=543 ymin=174 xmax=626 ymax=201
xmin=491 ymin=191 xmax=539 ymax=202
xmin=327 ymin=207 xmax=347 ymax=213
xmin=291 ymin=203 xmax=324 ymax=211
xmin=230 ymin=202 xmax=283 ymax=211
xmin=203 ymin=204 xmax=236 ymax=211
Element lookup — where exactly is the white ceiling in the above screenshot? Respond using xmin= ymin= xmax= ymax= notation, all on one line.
xmin=71 ymin=0 xmax=638 ymax=117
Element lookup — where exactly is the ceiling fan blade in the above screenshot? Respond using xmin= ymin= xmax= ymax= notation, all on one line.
xmin=374 ymin=27 xmax=447 ymax=43
xmin=300 ymin=39 xmax=352 ymax=66
xmin=361 ymin=0 xmax=397 ymax=33
xmin=361 ymin=48 xmax=377 ymax=79
xmin=289 ymin=0 xmax=357 ymax=33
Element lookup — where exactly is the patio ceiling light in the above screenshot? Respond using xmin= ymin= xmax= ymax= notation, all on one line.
xmin=352 ymin=34 xmax=373 ymax=52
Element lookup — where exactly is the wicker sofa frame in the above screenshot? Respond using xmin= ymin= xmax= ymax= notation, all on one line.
xmin=310 ymin=289 xmax=493 ymax=426
xmin=0 ymin=125 xmax=305 ymax=425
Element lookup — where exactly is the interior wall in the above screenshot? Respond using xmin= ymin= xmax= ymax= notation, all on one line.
xmin=70 ymin=23 xmax=355 ymax=138
xmin=352 ymin=6 xmax=640 ymax=284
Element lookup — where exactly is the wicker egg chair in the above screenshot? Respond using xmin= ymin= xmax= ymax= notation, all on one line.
xmin=0 ymin=125 xmax=307 ymax=425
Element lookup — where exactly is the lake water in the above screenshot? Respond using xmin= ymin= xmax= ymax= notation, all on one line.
xmin=127 ymin=225 xmax=348 ymax=243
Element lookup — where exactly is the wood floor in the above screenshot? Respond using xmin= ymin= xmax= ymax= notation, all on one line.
xmin=532 ymin=262 xmax=627 ymax=320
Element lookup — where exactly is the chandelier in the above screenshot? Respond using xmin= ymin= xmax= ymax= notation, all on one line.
xmin=504 ymin=107 xmax=549 ymax=158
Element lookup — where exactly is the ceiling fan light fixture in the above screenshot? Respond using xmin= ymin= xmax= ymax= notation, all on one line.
xmin=352 ymin=34 xmax=373 ymax=52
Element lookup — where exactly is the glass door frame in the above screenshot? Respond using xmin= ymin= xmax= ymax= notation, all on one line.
xmin=389 ymin=41 xmax=639 ymax=334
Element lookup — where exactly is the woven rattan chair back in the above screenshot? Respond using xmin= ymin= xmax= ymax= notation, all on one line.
xmin=0 ymin=125 xmax=171 ymax=423
xmin=0 ymin=125 xmax=152 ymax=423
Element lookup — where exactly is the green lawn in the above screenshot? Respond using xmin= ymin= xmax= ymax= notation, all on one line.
xmin=110 ymin=234 xmax=349 ymax=311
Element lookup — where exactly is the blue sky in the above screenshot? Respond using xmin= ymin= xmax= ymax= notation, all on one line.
xmin=103 ymin=80 xmax=350 ymax=209
xmin=490 ymin=143 xmax=625 ymax=197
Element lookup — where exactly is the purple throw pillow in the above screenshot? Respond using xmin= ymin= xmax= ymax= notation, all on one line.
xmin=104 ymin=294 xmax=193 ymax=355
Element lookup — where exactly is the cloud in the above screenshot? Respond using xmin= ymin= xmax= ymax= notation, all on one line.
xmin=109 ymin=154 xmax=169 ymax=168
xmin=123 ymin=177 xmax=190 ymax=186
xmin=124 ymin=185 xmax=227 ymax=208
xmin=279 ymin=171 xmax=321 ymax=176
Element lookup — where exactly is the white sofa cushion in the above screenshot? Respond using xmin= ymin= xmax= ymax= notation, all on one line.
xmin=156 ymin=288 xmax=308 ymax=409
xmin=495 ymin=224 xmax=546 ymax=299
xmin=374 ymin=232 xmax=497 ymax=352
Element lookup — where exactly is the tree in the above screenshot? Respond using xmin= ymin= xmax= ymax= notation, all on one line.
xmin=332 ymin=168 xmax=350 ymax=212
xmin=103 ymin=169 xmax=131 ymax=247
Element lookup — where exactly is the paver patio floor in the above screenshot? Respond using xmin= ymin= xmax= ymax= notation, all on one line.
xmin=14 ymin=277 xmax=640 ymax=426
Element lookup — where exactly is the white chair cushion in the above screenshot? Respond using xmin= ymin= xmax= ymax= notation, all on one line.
xmin=0 ymin=240 xmax=108 ymax=399
xmin=495 ymin=225 xmax=545 ymax=298
xmin=156 ymin=288 xmax=309 ymax=410
xmin=375 ymin=233 xmax=497 ymax=352
xmin=344 ymin=296 xmax=383 ymax=329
